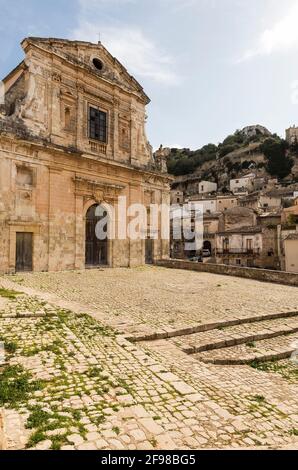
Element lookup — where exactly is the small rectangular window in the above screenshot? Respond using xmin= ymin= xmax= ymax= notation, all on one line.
xmin=89 ymin=106 xmax=107 ymax=143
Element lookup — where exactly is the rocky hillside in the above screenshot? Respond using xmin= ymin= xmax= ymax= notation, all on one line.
xmin=166 ymin=126 xmax=298 ymax=189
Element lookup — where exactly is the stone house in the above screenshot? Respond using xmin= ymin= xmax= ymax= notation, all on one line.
xmin=186 ymin=194 xmax=238 ymax=215
xmin=215 ymin=226 xmax=279 ymax=269
xmin=286 ymin=126 xmax=298 ymax=145
xmin=171 ymin=175 xmax=201 ymax=197
xmin=284 ymin=233 xmax=298 ymax=273
xmin=282 ymin=197 xmax=298 ymax=224
xmin=198 ymin=180 xmax=217 ymax=194
xmin=230 ymin=173 xmax=256 ymax=195
xmin=216 ymin=195 xmax=238 ymax=212
xmin=202 ymin=213 xmax=219 ymax=256
xmin=239 ymin=192 xmax=259 ymax=210
xmin=0 ymin=37 xmax=171 ymax=273
xmin=170 ymin=190 xmax=184 ymax=204
xmin=215 ymin=207 xmax=279 ymax=269
xmin=257 ymin=212 xmax=281 ymax=228
xmin=187 ymin=196 xmax=217 ymax=214
xmin=258 ymin=191 xmax=282 ymax=211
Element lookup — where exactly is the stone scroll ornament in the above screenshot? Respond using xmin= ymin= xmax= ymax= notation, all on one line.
xmin=290 ymin=340 xmax=298 ymax=365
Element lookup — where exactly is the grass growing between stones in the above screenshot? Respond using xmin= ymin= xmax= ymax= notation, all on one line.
xmin=25 ymin=406 xmax=87 ymax=449
xmin=0 ymin=365 xmax=44 ymax=407
xmin=0 ymin=288 xmax=22 ymax=300
xmin=250 ymin=359 xmax=298 ymax=383
xmin=0 ymin=297 xmax=137 ymax=450
xmin=4 ymin=341 xmax=18 ymax=354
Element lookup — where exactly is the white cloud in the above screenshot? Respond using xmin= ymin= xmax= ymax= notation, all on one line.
xmin=240 ymin=3 xmax=298 ymax=61
xmin=72 ymin=20 xmax=179 ymax=85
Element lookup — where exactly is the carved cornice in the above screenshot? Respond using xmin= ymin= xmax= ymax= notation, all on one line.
xmin=73 ymin=176 xmax=125 ymax=202
xmin=143 ymin=173 xmax=173 ymax=187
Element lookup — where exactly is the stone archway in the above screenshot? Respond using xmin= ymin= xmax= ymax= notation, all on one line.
xmin=85 ymin=204 xmax=108 ymax=266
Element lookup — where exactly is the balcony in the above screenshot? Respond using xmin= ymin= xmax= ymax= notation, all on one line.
xmin=89 ymin=141 xmax=107 ymax=155
xmin=216 ymin=248 xmax=260 ymax=255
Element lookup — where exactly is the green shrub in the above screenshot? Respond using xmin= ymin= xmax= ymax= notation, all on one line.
xmin=0 ymin=365 xmax=43 ymax=407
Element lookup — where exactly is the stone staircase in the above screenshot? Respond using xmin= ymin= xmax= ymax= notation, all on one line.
xmin=193 ymin=333 xmax=298 ymax=365
xmin=169 ymin=313 xmax=298 ymax=365
xmin=132 ymin=310 xmax=298 ymax=366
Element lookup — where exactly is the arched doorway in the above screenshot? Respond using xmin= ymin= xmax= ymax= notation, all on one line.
xmin=203 ymin=240 xmax=212 ymax=252
xmin=85 ymin=204 xmax=108 ymax=266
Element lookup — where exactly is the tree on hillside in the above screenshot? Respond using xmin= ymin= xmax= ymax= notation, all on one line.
xmin=260 ymin=138 xmax=293 ymax=179
xmin=167 ymin=156 xmax=195 ymax=176
xmin=166 ymin=144 xmax=218 ymax=176
xmin=218 ymin=144 xmax=239 ymax=158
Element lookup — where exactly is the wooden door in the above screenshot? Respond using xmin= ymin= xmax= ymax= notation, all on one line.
xmin=85 ymin=205 xmax=108 ymax=266
xmin=16 ymin=233 xmax=33 ymax=272
xmin=145 ymin=238 xmax=153 ymax=264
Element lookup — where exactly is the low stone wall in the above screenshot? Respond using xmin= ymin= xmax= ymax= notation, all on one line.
xmin=155 ymin=259 xmax=298 ymax=287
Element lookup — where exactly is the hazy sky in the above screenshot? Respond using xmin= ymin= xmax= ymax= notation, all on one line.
xmin=1 ymin=0 xmax=298 ymax=149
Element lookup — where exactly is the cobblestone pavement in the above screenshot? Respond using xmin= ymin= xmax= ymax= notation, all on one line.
xmin=0 ymin=267 xmax=297 ymax=450
xmin=5 ymin=266 xmax=298 ymax=338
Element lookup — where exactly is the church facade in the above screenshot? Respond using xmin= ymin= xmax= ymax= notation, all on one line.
xmin=0 ymin=37 xmax=171 ymax=273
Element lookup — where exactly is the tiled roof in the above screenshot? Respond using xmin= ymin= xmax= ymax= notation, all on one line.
xmin=219 ymin=226 xmax=262 ymax=235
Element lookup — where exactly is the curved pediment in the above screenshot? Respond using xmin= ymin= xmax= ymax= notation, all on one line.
xmin=22 ymin=37 xmax=150 ymax=104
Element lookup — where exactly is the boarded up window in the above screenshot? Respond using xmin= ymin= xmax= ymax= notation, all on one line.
xmin=65 ymin=107 xmax=71 ymax=129
xmin=16 ymin=167 xmax=33 ymax=187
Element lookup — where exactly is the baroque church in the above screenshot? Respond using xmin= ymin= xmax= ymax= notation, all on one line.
xmin=0 ymin=37 xmax=171 ymax=273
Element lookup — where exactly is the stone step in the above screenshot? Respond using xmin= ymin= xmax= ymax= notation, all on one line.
xmin=171 ymin=316 xmax=298 ymax=354
xmin=130 ymin=310 xmax=298 ymax=343
xmin=193 ymin=332 xmax=298 ymax=365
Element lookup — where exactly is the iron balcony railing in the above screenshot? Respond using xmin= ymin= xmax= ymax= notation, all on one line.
xmin=216 ymin=248 xmax=260 ymax=255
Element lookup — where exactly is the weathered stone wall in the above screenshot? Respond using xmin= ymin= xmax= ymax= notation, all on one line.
xmin=156 ymin=259 xmax=298 ymax=287
xmin=0 ymin=135 xmax=170 ymax=273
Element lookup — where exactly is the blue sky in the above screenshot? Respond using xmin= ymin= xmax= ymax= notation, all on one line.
xmin=1 ymin=0 xmax=298 ymax=149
